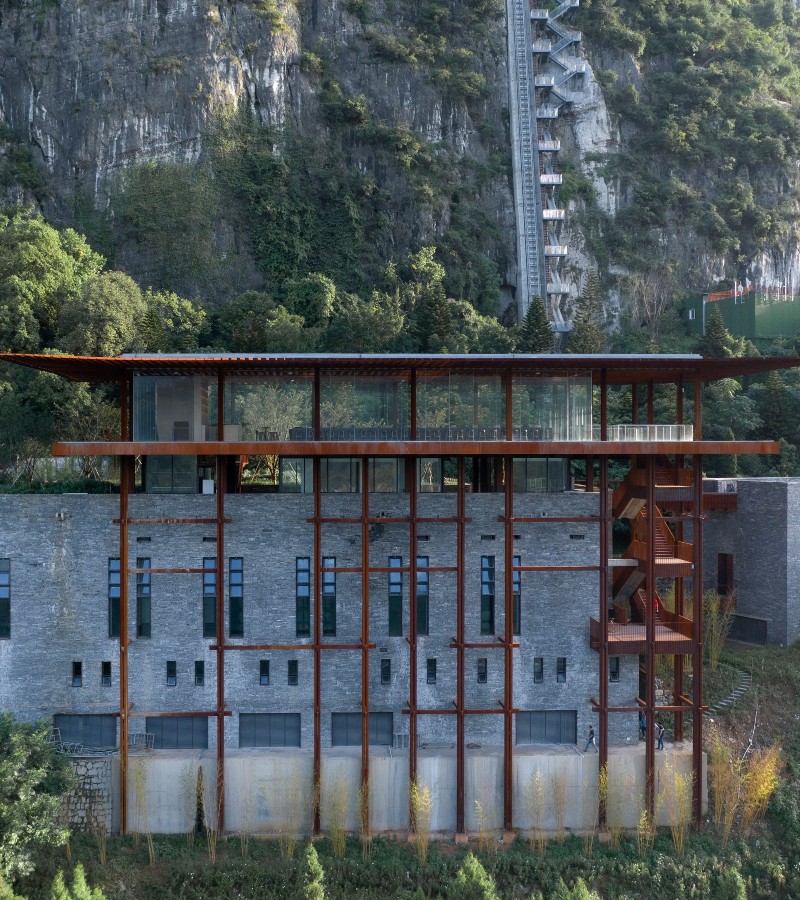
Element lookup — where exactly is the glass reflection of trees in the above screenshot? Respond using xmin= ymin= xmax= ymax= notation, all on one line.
xmin=224 ymin=377 xmax=313 ymax=441
xmin=319 ymin=374 xmax=410 ymax=440
xmin=511 ymin=376 xmax=592 ymax=441
xmin=416 ymin=375 xmax=505 ymax=440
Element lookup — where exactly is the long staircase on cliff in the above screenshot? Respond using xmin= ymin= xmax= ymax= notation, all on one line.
xmin=507 ymin=0 xmax=585 ymax=328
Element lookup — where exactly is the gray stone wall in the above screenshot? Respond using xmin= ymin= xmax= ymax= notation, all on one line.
xmin=0 ymin=487 xmax=637 ymax=750
xmin=65 ymin=756 xmax=113 ymax=830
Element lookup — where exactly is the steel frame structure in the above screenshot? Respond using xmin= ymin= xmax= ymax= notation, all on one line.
xmin=3 ymin=352 xmax=795 ymax=834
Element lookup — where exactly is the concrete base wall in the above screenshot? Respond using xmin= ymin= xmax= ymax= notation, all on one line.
xmin=113 ymin=746 xmax=706 ymax=835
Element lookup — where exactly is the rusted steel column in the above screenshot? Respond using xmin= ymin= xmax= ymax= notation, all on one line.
xmin=216 ymin=454 xmax=226 ymax=833
xmin=313 ymin=367 xmax=321 ymax=440
xmin=503 ymin=455 xmax=514 ymax=831
xmin=313 ymin=456 xmax=322 ymax=834
xmin=600 ymin=368 xmax=608 ymax=441
xmin=598 ymin=455 xmax=609 ymax=825
xmin=693 ymin=379 xmax=702 ymax=440
xmin=645 ymin=454 xmax=656 ymax=817
xmin=456 ymin=456 xmax=466 ymax=834
xmin=119 ymin=455 xmax=130 ymax=835
xmin=408 ymin=457 xmax=418 ymax=804
xmin=360 ymin=458 xmax=370 ymax=829
xmin=675 ymin=372 xmax=686 ymax=743
xmin=410 ymin=369 xmax=417 ymax=441
xmin=692 ymin=456 xmax=704 ymax=823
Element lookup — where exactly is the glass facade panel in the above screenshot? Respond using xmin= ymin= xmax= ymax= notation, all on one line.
xmin=369 ymin=458 xmax=404 ymax=492
xmin=320 ymin=373 xmax=410 ymax=440
xmin=224 ymin=375 xmax=313 ymax=441
xmin=279 ymin=458 xmax=313 ymax=493
xmin=145 ymin=455 xmax=197 ymax=493
xmin=133 ymin=376 xmax=214 ymax=441
xmin=512 ymin=375 xmax=592 ymax=441
xmin=416 ymin=373 xmax=505 ymax=440
xmin=320 ymin=458 xmax=361 ymax=493
xmin=512 ymin=458 xmax=569 ymax=493
xmin=418 ymin=458 xmax=442 ymax=493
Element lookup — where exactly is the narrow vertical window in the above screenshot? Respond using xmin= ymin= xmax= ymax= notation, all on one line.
xmin=512 ymin=555 xmax=521 ymax=636
xmin=322 ymin=556 xmax=336 ymax=636
xmin=203 ymin=558 xmax=216 ymax=638
xmin=481 ymin=556 xmax=495 ymax=635
xmin=296 ymin=558 xmax=311 ymax=637
xmin=288 ymin=659 xmax=299 ymax=685
xmin=259 ymin=660 xmax=270 ymax=685
xmin=108 ymin=558 xmax=120 ymax=639
xmin=533 ymin=657 xmax=543 ymax=683
xmin=416 ymin=556 xmax=429 ymax=636
xmin=388 ymin=556 xmax=403 ymax=636
xmin=426 ymin=658 xmax=437 ymax=685
xmin=101 ymin=661 xmax=112 ymax=687
xmin=556 ymin=657 xmax=567 ymax=683
xmin=136 ymin=557 xmax=151 ymax=638
xmin=610 ymin=656 xmax=620 ymax=682
xmin=381 ymin=658 xmax=391 ymax=685
xmin=0 ymin=560 xmax=10 ymax=638
xmin=195 ymin=661 xmax=205 ymax=686
xmin=72 ymin=661 xmax=82 ymax=687
xmin=166 ymin=660 xmax=177 ymax=686
xmin=477 ymin=658 xmax=487 ymax=683
xmin=229 ymin=558 xmax=243 ymax=637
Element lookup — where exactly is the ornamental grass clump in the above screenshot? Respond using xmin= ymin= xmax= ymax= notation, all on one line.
xmin=410 ymin=778 xmax=432 ymax=866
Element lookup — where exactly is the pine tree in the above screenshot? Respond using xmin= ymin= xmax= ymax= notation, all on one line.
xmin=452 ymin=852 xmax=499 ymax=900
xmin=517 ymin=294 xmax=553 ymax=353
xmin=568 ymin=271 xmax=605 ymax=354
xmin=302 ymin=842 xmax=325 ymax=900
xmin=699 ymin=304 xmax=736 ymax=358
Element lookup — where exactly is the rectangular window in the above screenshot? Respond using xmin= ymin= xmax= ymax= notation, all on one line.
xmin=108 ymin=558 xmax=120 ymax=639
xmin=195 ymin=660 xmax=205 ymax=686
xmin=477 ymin=658 xmax=487 ymax=683
xmin=55 ymin=715 xmax=116 ymax=749
xmin=136 ymin=557 xmax=151 ymax=638
xmin=381 ymin=658 xmax=391 ymax=685
xmin=239 ymin=713 xmax=301 ymax=748
xmin=101 ymin=661 xmax=112 ymax=687
xmin=426 ymin=658 xmax=437 ymax=685
xmin=533 ymin=657 xmax=543 ymax=683
xmin=72 ymin=661 xmax=82 ymax=687
xmin=331 ymin=712 xmax=393 ymax=746
xmin=229 ymin=558 xmax=243 ymax=637
xmin=203 ymin=558 xmax=216 ymax=637
xmin=610 ymin=656 xmax=620 ymax=683
xmin=0 ymin=559 xmax=10 ymax=638
xmin=388 ymin=556 xmax=402 ymax=636
xmin=260 ymin=659 xmax=270 ymax=685
xmin=512 ymin=555 xmax=521 ymax=636
xmin=166 ymin=660 xmax=177 ymax=686
xmin=481 ymin=556 xmax=495 ymax=635
xmin=322 ymin=556 xmax=336 ymax=636
xmin=556 ymin=657 xmax=567 ymax=683
xmin=146 ymin=715 xmax=208 ymax=750
xmin=296 ymin=558 xmax=311 ymax=637
xmin=516 ymin=710 xmax=577 ymax=745
xmin=688 ymin=308 xmax=696 ymax=321
xmin=416 ymin=556 xmax=429 ymax=636
xmin=288 ymin=659 xmax=298 ymax=685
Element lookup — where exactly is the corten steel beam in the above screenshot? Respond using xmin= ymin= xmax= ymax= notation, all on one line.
xmin=128 ymin=567 xmax=207 ymax=574
xmin=360 ymin=458 xmax=370 ymax=831
xmin=115 ymin=518 xmax=232 ymax=525
xmin=129 ymin=709 xmax=233 ymax=717
xmin=51 ymin=439 xmax=783 ymax=457
xmin=692 ymin=457 xmax=704 ymax=823
xmin=592 ymin=703 xmax=696 ymax=713
xmin=598 ymin=455 xmax=609 ymax=825
xmin=645 ymin=454 xmax=656 ymax=817
xmin=408 ymin=457 xmax=419 ymax=805
xmin=503 ymin=456 xmax=514 ymax=831
xmin=216 ymin=454 xmax=226 ymax=833
xmin=408 ymin=707 xmax=520 ymax=716
xmin=118 ymin=455 xmax=130 ymax=835
xmin=507 ymin=516 xmax=600 ymax=523
xmin=210 ymin=643 xmax=372 ymax=651
xmin=456 ymin=456 xmax=466 ymax=835
xmin=313 ymin=456 xmax=322 ymax=834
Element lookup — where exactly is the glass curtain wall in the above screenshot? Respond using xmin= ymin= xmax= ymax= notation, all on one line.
xmin=416 ymin=373 xmax=505 ymax=440
xmin=511 ymin=375 xmax=592 ymax=440
xmin=319 ymin=373 xmax=410 ymax=440
xmin=133 ymin=376 xmax=214 ymax=441
xmin=224 ymin=375 xmax=313 ymax=441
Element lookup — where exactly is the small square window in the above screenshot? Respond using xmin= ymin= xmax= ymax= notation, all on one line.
xmin=426 ymin=658 xmax=437 ymax=685
xmin=195 ymin=661 xmax=205 ymax=686
xmin=556 ymin=657 xmax=567 ymax=683
xmin=260 ymin=660 xmax=270 ymax=686
xmin=533 ymin=657 xmax=543 ymax=683
xmin=610 ymin=656 xmax=620 ymax=683
xmin=101 ymin=661 xmax=111 ymax=687
xmin=72 ymin=661 xmax=82 ymax=687
xmin=288 ymin=660 xmax=298 ymax=685
xmin=166 ymin=660 xmax=177 ymax=686
xmin=477 ymin=658 xmax=487 ymax=683
xmin=381 ymin=658 xmax=391 ymax=685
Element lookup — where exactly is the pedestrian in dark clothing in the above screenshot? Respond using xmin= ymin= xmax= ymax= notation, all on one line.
xmin=639 ymin=711 xmax=646 ymax=741
xmin=656 ymin=722 xmax=665 ymax=750
xmin=584 ymin=724 xmax=597 ymax=753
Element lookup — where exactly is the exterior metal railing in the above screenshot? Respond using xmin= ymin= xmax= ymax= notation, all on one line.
xmin=592 ymin=424 xmax=694 ymax=442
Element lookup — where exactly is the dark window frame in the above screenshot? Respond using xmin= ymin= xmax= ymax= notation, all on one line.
xmin=136 ymin=556 xmax=151 ymax=639
xmin=477 ymin=657 xmax=488 ymax=683
xmin=388 ymin=556 xmax=403 ymax=636
xmin=229 ymin=557 xmax=244 ymax=637
xmin=260 ymin=659 xmax=270 ymax=686
xmin=239 ymin=713 xmax=301 ymax=748
xmin=380 ymin=658 xmax=391 ymax=685
xmin=0 ymin=559 xmax=10 ymax=639
xmin=416 ymin=556 xmax=429 ymax=636
xmin=426 ymin=658 xmax=437 ymax=685
xmin=512 ymin=554 xmax=521 ymax=636
xmin=556 ymin=657 xmax=567 ymax=683
xmin=166 ymin=660 xmax=177 ymax=686
xmin=146 ymin=715 xmax=208 ymax=750
xmin=203 ymin=558 xmax=217 ymax=638
xmin=288 ymin=659 xmax=298 ymax=685
xmin=296 ymin=557 xmax=311 ymax=637
xmin=72 ymin=661 xmax=82 ymax=687
xmin=331 ymin=711 xmax=393 ymax=746
xmin=481 ymin=555 xmax=495 ymax=635
xmin=322 ymin=556 xmax=336 ymax=636
xmin=108 ymin=558 xmax=121 ymax=639
xmin=195 ymin=660 xmax=205 ymax=686
xmin=533 ymin=657 xmax=543 ymax=683
xmin=101 ymin=661 xmax=112 ymax=687
xmin=610 ymin=656 xmax=620 ymax=682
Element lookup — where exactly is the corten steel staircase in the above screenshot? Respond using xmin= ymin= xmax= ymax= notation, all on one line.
xmin=590 ymin=460 xmax=695 ymax=655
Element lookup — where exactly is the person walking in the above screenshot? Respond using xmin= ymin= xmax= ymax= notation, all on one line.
xmin=656 ymin=721 xmax=665 ymax=751
xmin=584 ymin=724 xmax=598 ymax=753
xmin=639 ymin=711 xmax=646 ymax=741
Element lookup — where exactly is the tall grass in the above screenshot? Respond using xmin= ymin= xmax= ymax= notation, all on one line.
xmin=410 ymin=778 xmax=432 ymax=866
xmin=525 ymin=770 xmax=546 ymax=854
